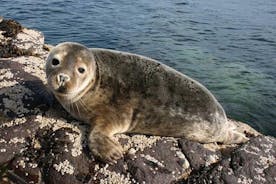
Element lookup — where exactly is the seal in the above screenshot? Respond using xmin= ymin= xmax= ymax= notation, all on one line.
xmin=46 ymin=42 xmax=249 ymax=163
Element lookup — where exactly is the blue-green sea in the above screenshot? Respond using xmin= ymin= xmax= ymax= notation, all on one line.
xmin=1 ymin=0 xmax=275 ymax=136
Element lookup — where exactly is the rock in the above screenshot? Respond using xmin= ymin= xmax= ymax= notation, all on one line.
xmin=44 ymin=128 xmax=91 ymax=184
xmin=178 ymin=139 xmax=222 ymax=171
xmin=12 ymin=28 xmax=45 ymax=56
xmin=0 ymin=17 xmax=275 ymax=184
xmin=0 ymin=18 xmax=46 ymax=58
xmin=184 ymin=136 xmax=276 ymax=184
xmin=9 ymin=156 xmax=42 ymax=184
xmin=124 ymin=138 xmax=188 ymax=184
xmin=0 ymin=19 xmax=22 ymax=38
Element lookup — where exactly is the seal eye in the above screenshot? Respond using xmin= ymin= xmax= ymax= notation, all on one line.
xmin=52 ymin=58 xmax=60 ymax=66
xmin=78 ymin=67 xmax=85 ymax=74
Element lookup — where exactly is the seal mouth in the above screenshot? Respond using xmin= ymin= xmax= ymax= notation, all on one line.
xmin=47 ymin=75 xmax=79 ymax=100
xmin=52 ymin=84 xmax=88 ymax=103
xmin=57 ymin=86 xmax=67 ymax=93
xmin=53 ymin=88 xmax=80 ymax=97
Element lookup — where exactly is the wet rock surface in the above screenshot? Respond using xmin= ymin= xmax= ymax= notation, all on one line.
xmin=0 ymin=17 xmax=275 ymax=184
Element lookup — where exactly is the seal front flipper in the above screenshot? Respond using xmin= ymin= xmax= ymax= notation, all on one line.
xmin=88 ymin=119 xmax=123 ymax=163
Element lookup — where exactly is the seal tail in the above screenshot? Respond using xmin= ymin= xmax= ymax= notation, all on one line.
xmin=222 ymin=128 xmax=249 ymax=144
xmin=221 ymin=119 xmax=261 ymax=144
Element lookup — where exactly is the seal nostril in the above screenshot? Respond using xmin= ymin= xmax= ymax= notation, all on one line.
xmin=57 ymin=73 xmax=70 ymax=84
xmin=52 ymin=58 xmax=60 ymax=66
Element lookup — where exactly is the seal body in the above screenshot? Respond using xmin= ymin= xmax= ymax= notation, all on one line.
xmin=46 ymin=42 xmax=248 ymax=162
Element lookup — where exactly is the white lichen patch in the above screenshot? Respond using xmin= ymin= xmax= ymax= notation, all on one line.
xmin=97 ymin=164 xmax=132 ymax=184
xmin=94 ymin=164 xmax=100 ymax=172
xmin=0 ymin=68 xmax=15 ymax=80
xmin=13 ymin=28 xmax=45 ymax=56
xmin=0 ymin=139 xmax=7 ymax=143
xmin=253 ymin=174 xmax=266 ymax=182
xmin=217 ymin=166 xmax=223 ymax=171
xmin=35 ymin=115 xmax=62 ymax=130
xmin=10 ymin=56 xmax=46 ymax=82
xmin=258 ymin=154 xmax=276 ymax=170
xmin=141 ymin=154 xmax=165 ymax=168
xmin=2 ymin=85 xmax=34 ymax=117
xmin=260 ymin=142 xmax=273 ymax=153
xmin=237 ymin=175 xmax=253 ymax=184
xmin=35 ymin=114 xmax=81 ymax=133
xmin=0 ymin=117 xmax=26 ymax=128
xmin=65 ymin=132 xmax=82 ymax=157
xmin=28 ymin=163 xmax=38 ymax=169
xmin=18 ymin=160 xmax=26 ymax=168
xmin=264 ymin=136 xmax=274 ymax=144
xmin=227 ymin=168 xmax=234 ymax=175
xmin=0 ymin=79 xmax=18 ymax=87
xmin=53 ymin=160 xmax=74 ymax=175
xmin=35 ymin=114 xmax=84 ymax=156
xmin=205 ymin=154 xmax=220 ymax=166
xmin=33 ymin=139 xmax=41 ymax=149
xmin=239 ymin=144 xmax=259 ymax=156
xmin=128 ymin=148 xmax=136 ymax=155
xmin=250 ymin=146 xmax=261 ymax=152
xmin=115 ymin=134 xmax=161 ymax=152
xmin=9 ymin=137 xmax=25 ymax=144
xmin=253 ymin=167 xmax=267 ymax=182
xmin=0 ymin=68 xmax=18 ymax=89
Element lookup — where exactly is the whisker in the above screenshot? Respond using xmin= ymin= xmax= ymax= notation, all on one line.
xmin=79 ymin=99 xmax=89 ymax=112
xmin=76 ymin=102 xmax=80 ymax=117
xmin=78 ymin=100 xmax=85 ymax=112
xmin=70 ymin=101 xmax=74 ymax=113
xmin=67 ymin=102 xmax=72 ymax=113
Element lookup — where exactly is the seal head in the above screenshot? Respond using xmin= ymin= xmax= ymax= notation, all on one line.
xmin=46 ymin=42 xmax=97 ymax=103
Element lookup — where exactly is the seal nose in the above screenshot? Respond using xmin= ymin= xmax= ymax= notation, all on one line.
xmin=57 ymin=73 xmax=70 ymax=84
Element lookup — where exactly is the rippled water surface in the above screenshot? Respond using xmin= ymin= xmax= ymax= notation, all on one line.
xmin=1 ymin=0 xmax=275 ymax=136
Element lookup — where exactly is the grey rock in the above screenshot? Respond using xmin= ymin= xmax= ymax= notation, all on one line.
xmin=0 ymin=18 xmax=22 ymax=38
xmin=0 ymin=17 xmax=46 ymax=58
xmin=178 ymin=139 xmax=222 ymax=171
xmin=125 ymin=138 xmax=187 ymax=184
xmin=185 ymin=136 xmax=276 ymax=184
xmin=44 ymin=128 xmax=91 ymax=184
xmin=9 ymin=156 xmax=42 ymax=184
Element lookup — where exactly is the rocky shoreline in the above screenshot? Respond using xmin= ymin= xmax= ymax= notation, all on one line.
xmin=0 ymin=18 xmax=275 ymax=184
